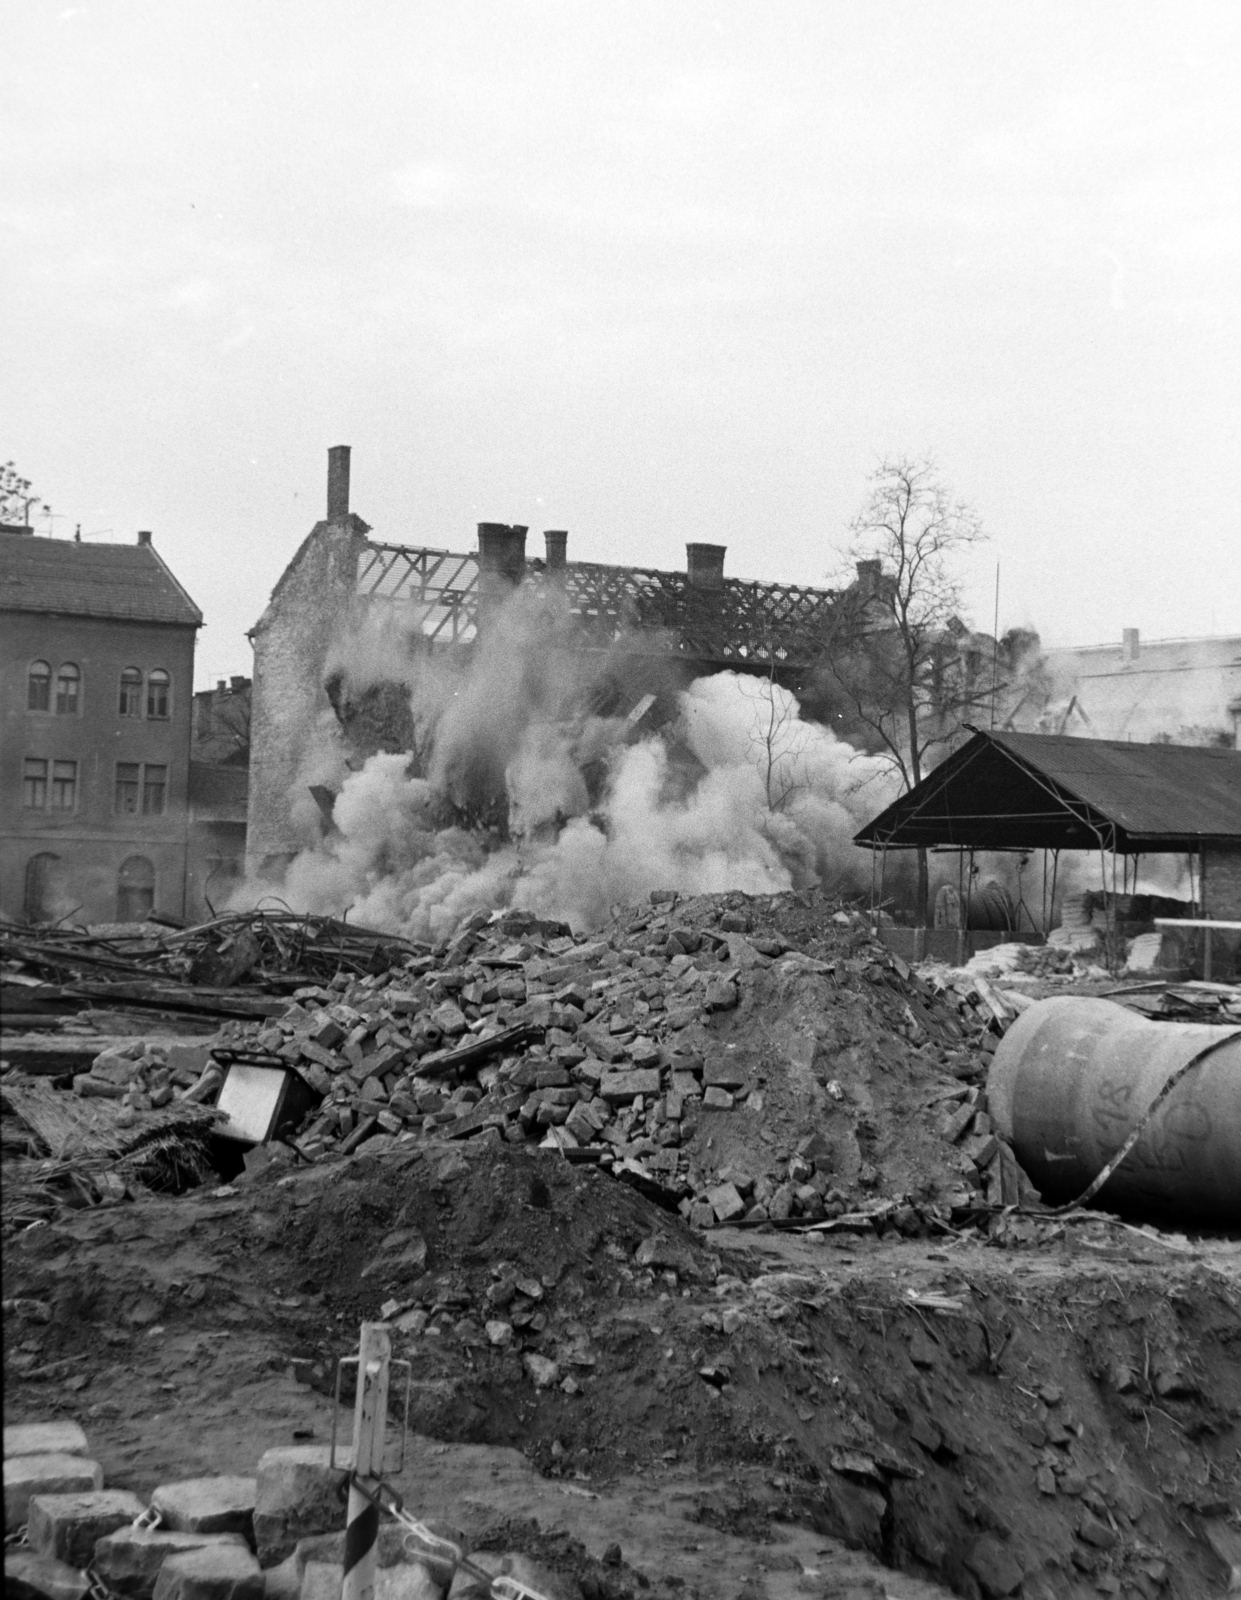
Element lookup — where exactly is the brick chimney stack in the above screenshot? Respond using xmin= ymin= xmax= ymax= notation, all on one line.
xmin=327 ymin=445 xmax=351 ymax=522
xmin=544 ymin=530 xmax=567 ymax=571
xmin=137 ymin=530 xmax=153 ymax=546
xmin=1122 ymin=628 xmax=1140 ymax=662
xmin=686 ymin=543 xmax=726 ymax=590
xmin=477 ymin=523 xmax=528 ymax=622
xmin=855 ymin=559 xmax=881 ymax=600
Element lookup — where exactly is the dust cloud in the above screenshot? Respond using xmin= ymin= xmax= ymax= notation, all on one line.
xmin=237 ymin=590 xmax=899 ymax=940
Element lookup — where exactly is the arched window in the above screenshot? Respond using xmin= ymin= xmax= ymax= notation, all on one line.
xmin=27 ymin=660 xmax=51 ymax=711
xmin=119 ymin=667 xmax=143 ymax=717
xmin=25 ymin=852 xmax=69 ymax=924
xmin=117 ymin=855 xmax=155 ymax=922
xmin=55 ymin=662 xmax=80 ymax=715
xmin=146 ymin=669 xmax=170 ymax=719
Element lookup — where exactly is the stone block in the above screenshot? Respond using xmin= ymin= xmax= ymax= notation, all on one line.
xmin=150 ymin=1479 xmax=255 ymax=1544
xmin=703 ymin=1055 xmax=748 ymax=1090
xmin=688 ymin=1202 xmax=716 ymax=1228
xmin=706 ymin=1182 xmax=745 ymax=1222
xmin=704 ymin=979 xmax=738 ymax=1012
xmin=4 ymin=1423 xmax=90 ymax=1460
xmin=93 ymin=1529 xmax=248 ymax=1598
xmin=252 ymin=1449 xmax=351 ymax=1566
xmin=28 ymin=1490 xmax=147 ymax=1568
xmin=599 ymin=1069 xmax=661 ymax=1105
xmin=5 ymin=1455 xmax=104 ymax=1533
xmin=151 ymin=1544 xmax=263 ymax=1600
xmin=702 ymin=1087 xmax=734 ymax=1111
xmin=4 ymin=1548 xmax=90 ymax=1600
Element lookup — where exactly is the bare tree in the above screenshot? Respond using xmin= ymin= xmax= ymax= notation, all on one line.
xmin=819 ymin=456 xmax=988 ymax=922
xmin=747 ymin=659 xmax=807 ymax=812
xmin=1 ymin=461 xmax=52 ymax=529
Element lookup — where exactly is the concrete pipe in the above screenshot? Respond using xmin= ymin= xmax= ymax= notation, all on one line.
xmin=988 ymin=997 xmax=1241 ymax=1224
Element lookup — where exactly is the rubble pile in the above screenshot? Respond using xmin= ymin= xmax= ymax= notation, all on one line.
xmin=55 ymin=891 xmax=1043 ymax=1230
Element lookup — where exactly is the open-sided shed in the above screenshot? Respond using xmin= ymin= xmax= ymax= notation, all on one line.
xmin=853 ymin=731 xmax=1241 ymax=963
xmin=853 ymin=729 xmax=1241 ymax=855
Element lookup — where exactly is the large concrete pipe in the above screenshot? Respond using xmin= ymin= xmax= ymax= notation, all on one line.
xmin=988 ymin=997 xmax=1241 ymax=1224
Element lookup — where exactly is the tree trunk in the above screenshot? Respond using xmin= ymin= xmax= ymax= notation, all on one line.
xmin=916 ymin=845 xmax=930 ymax=929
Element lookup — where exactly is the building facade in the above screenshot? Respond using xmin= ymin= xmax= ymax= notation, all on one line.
xmin=1 ymin=527 xmax=202 ymax=924
xmin=1023 ymin=630 xmax=1241 ymax=747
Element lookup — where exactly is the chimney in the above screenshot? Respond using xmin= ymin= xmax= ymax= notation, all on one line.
xmin=1122 ymin=627 xmax=1139 ymax=662
xmin=476 ymin=524 xmax=528 ymax=622
xmin=327 ymin=445 xmax=351 ymax=521
xmin=855 ymin=558 xmax=881 ymax=599
xmin=544 ymin=530 xmax=567 ymax=571
xmin=137 ymin=530 xmax=153 ymax=546
xmin=686 ymin=543 xmax=726 ymax=590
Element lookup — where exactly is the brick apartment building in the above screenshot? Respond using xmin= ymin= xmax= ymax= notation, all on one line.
xmin=1 ymin=526 xmax=202 ymax=924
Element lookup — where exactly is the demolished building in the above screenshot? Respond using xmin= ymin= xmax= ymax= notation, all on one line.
xmin=246 ymin=447 xmax=848 ymax=878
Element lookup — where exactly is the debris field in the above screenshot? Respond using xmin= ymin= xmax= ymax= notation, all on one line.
xmin=4 ymin=890 xmax=1240 ymax=1600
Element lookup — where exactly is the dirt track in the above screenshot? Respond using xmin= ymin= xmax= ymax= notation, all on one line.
xmin=5 ymin=1138 xmax=1239 ymax=1600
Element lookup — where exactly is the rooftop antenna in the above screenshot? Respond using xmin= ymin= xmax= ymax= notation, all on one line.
xmin=989 ymin=561 xmax=1000 ymax=729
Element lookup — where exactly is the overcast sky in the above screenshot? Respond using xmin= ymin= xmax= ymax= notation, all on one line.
xmin=5 ymin=1 xmax=1239 ymax=685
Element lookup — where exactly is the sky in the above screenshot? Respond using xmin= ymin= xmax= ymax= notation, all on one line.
xmin=4 ymin=0 xmax=1240 ymax=687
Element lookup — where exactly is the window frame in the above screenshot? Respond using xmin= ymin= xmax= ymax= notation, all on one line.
xmin=115 ymin=762 xmax=141 ymax=814
xmin=23 ymin=757 xmax=49 ymax=809
xmin=146 ymin=669 xmax=171 ymax=720
xmin=55 ymin=663 xmax=81 ymax=716
xmin=141 ymin=763 xmax=168 ymax=816
xmin=50 ymin=759 xmax=78 ymax=812
xmin=27 ymin=660 xmax=52 ymax=713
xmin=118 ymin=667 xmax=143 ymax=718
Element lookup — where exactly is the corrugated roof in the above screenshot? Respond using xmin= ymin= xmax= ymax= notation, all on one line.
xmin=0 ymin=534 xmax=202 ymax=626
xmin=854 ymin=729 xmax=1241 ymax=852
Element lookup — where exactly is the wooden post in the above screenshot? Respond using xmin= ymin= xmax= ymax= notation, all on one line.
xmin=341 ymin=1323 xmax=391 ymax=1600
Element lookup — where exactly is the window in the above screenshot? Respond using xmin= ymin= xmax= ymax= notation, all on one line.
xmin=146 ymin=669 xmax=170 ymax=719
xmin=27 ymin=661 xmax=51 ymax=712
xmin=142 ymin=764 xmax=167 ymax=815
xmin=117 ymin=855 xmax=155 ymax=922
xmin=23 ymin=758 xmax=48 ymax=809
xmin=50 ymin=760 xmax=77 ymax=811
xmin=119 ymin=667 xmax=143 ymax=717
xmin=115 ymin=762 xmax=140 ymax=813
xmin=25 ymin=853 xmax=68 ymax=924
xmin=55 ymin=663 xmax=80 ymax=715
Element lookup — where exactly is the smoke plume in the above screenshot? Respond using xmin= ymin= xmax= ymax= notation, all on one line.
xmin=239 ymin=591 xmax=900 ymax=940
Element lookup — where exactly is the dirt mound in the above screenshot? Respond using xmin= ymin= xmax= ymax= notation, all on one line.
xmin=5 ymin=1135 xmax=1239 ymax=1599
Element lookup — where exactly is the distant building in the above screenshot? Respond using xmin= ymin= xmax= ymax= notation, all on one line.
xmin=1013 ymin=630 xmax=1241 ymax=747
xmin=187 ymin=677 xmax=251 ymax=916
xmin=0 ymin=527 xmax=202 ymax=924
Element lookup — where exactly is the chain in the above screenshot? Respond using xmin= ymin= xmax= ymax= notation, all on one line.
xmin=347 ymin=1473 xmax=555 ymax=1600
xmin=4 ymin=1525 xmax=29 ymax=1550
xmin=131 ymin=1507 xmax=163 ymax=1531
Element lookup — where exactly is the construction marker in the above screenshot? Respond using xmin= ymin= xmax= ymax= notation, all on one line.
xmin=341 ymin=1322 xmax=391 ymax=1600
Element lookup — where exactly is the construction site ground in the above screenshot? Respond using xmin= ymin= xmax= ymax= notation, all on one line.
xmin=5 ymin=1139 xmax=1240 ymax=1600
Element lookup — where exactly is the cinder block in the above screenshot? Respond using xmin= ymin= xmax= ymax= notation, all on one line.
xmin=3 ymin=1548 xmax=91 ymax=1600
xmin=5 ymin=1454 xmax=104 ymax=1533
xmin=92 ymin=1529 xmax=248 ymax=1599
xmin=149 ymin=1479 xmax=256 ymax=1545
xmin=28 ymin=1489 xmax=147 ymax=1567
xmin=3 ymin=1423 xmax=90 ymax=1461
xmin=150 ymin=1544 xmax=264 ymax=1600
xmin=252 ymin=1447 xmax=351 ymax=1566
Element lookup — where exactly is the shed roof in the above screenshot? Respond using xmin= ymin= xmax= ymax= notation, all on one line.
xmin=0 ymin=534 xmax=202 ymax=627
xmin=854 ymin=729 xmax=1241 ymax=853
